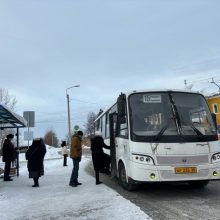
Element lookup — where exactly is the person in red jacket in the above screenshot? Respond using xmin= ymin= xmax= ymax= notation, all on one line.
xmin=2 ymin=134 xmax=16 ymax=181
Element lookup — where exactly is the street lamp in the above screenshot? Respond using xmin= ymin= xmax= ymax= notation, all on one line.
xmin=66 ymin=84 xmax=80 ymax=147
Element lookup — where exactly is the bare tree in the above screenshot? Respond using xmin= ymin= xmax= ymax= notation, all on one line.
xmin=0 ymin=88 xmax=17 ymax=154
xmin=43 ymin=129 xmax=59 ymax=147
xmin=85 ymin=112 xmax=97 ymax=135
xmin=0 ymin=88 xmax=17 ymax=110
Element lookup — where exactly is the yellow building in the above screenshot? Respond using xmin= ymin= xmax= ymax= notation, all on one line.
xmin=206 ymin=94 xmax=220 ymax=137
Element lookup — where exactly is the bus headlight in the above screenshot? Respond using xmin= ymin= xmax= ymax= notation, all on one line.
xmin=212 ymin=153 xmax=220 ymax=163
xmin=132 ymin=154 xmax=155 ymax=165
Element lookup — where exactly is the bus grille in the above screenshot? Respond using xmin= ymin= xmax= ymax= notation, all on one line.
xmin=156 ymin=155 xmax=209 ymax=165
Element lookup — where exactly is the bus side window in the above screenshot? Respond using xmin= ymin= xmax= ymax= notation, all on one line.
xmin=118 ymin=115 xmax=128 ymax=138
xmin=101 ymin=115 xmax=106 ymax=138
xmin=95 ymin=119 xmax=101 ymax=131
xmin=106 ymin=111 xmax=110 ymax=138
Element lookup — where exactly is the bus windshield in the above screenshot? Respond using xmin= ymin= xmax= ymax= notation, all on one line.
xmin=129 ymin=92 xmax=217 ymax=142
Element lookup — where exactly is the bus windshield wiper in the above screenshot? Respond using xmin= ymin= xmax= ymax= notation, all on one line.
xmin=168 ymin=92 xmax=182 ymax=135
xmin=154 ymin=125 xmax=169 ymax=142
xmin=178 ymin=115 xmax=205 ymax=140
xmin=153 ymin=116 xmax=174 ymax=141
xmin=190 ymin=124 xmax=205 ymax=140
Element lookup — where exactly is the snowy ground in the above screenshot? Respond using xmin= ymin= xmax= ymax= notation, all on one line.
xmin=0 ymin=147 xmax=152 ymax=220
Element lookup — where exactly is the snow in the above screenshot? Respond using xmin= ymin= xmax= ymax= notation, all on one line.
xmin=0 ymin=147 xmax=152 ymax=220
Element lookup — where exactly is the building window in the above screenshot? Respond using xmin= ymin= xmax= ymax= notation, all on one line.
xmin=213 ymin=103 xmax=218 ymax=114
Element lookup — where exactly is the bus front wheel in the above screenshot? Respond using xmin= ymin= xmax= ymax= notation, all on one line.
xmin=118 ymin=162 xmax=136 ymax=191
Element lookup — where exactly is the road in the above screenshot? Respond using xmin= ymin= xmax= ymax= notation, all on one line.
xmin=83 ymin=148 xmax=220 ymax=220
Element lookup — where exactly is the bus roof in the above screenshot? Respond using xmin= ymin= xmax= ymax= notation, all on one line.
xmin=124 ymin=89 xmax=200 ymax=96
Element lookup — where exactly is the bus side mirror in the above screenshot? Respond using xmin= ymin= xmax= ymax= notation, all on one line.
xmin=117 ymin=115 xmax=126 ymax=124
xmin=117 ymin=93 xmax=126 ymax=117
xmin=117 ymin=93 xmax=126 ymax=124
xmin=211 ymin=113 xmax=217 ymax=129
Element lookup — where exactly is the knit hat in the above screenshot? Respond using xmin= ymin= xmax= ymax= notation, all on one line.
xmin=95 ymin=131 xmax=102 ymax=136
xmin=61 ymin=141 xmax=66 ymax=147
xmin=7 ymin=134 xmax=14 ymax=139
xmin=77 ymin=130 xmax=83 ymax=136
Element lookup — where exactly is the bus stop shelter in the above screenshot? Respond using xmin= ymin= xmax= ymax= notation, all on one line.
xmin=0 ymin=103 xmax=27 ymax=176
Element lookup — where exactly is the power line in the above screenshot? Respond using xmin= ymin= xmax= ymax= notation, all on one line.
xmin=210 ymin=78 xmax=220 ymax=93
xmin=185 ymin=77 xmax=212 ymax=84
xmin=70 ymin=98 xmax=101 ymax=105
xmin=35 ymin=119 xmax=86 ymax=124
xmin=184 ymin=76 xmax=220 ymax=89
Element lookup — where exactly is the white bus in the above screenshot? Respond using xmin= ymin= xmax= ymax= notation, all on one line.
xmin=94 ymin=89 xmax=220 ymax=190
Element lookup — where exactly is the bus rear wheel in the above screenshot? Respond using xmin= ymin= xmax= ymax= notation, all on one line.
xmin=118 ymin=162 xmax=136 ymax=191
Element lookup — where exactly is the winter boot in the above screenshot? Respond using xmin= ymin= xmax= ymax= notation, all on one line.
xmin=32 ymin=177 xmax=39 ymax=187
xmin=95 ymin=171 xmax=102 ymax=185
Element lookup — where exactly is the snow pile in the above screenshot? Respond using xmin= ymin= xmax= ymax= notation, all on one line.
xmin=17 ymin=145 xmax=62 ymax=162
xmin=44 ymin=145 xmax=63 ymax=160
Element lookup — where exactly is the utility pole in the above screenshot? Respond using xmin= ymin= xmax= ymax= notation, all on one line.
xmin=184 ymin=80 xmax=187 ymax=90
xmin=66 ymin=85 xmax=80 ymax=147
xmin=211 ymin=78 xmax=220 ymax=93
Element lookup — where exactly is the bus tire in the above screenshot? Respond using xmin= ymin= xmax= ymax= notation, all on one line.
xmin=118 ymin=162 xmax=136 ymax=191
xmin=188 ymin=180 xmax=209 ymax=188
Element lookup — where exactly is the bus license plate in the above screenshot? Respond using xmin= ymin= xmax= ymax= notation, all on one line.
xmin=175 ymin=167 xmax=197 ymax=174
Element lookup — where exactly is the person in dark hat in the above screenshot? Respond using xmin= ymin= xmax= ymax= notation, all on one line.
xmin=91 ymin=131 xmax=111 ymax=185
xmin=2 ymin=134 xmax=16 ymax=181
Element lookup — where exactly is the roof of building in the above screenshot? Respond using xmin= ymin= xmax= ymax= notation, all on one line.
xmin=206 ymin=93 xmax=220 ymax=99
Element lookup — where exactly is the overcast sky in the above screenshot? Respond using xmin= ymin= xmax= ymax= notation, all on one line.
xmin=0 ymin=0 xmax=220 ymax=140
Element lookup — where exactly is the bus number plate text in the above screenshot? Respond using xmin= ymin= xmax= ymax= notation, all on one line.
xmin=175 ymin=167 xmax=197 ymax=174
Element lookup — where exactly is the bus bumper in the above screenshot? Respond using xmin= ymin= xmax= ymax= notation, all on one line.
xmin=128 ymin=162 xmax=220 ymax=182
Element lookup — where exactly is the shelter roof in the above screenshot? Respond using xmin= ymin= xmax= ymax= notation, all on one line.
xmin=0 ymin=103 xmax=27 ymax=129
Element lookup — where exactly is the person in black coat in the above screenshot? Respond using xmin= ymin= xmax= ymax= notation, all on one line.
xmin=90 ymin=132 xmax=111 ymax=185
xmin=2 ymin=134 xmax=16 ymax=181
xmin=25 ymin=138 xmax=46 ymax=187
